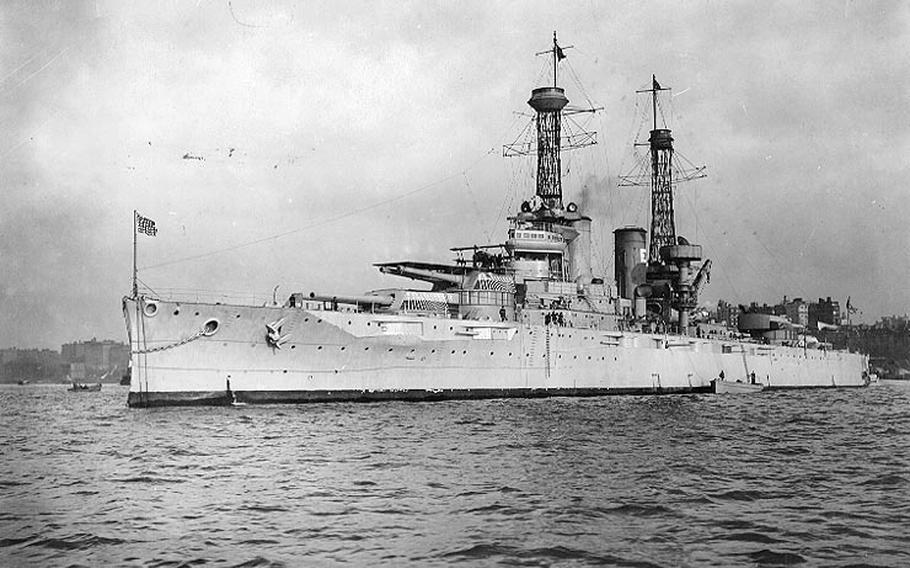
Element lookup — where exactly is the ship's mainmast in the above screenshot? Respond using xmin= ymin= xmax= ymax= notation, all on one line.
xmin=618 ymin=75 xmax=709 ymax=334
xmin=641 ymin=76 xmax=676 ymax=262
xmin=619 ymin=76 xmax=706 ymax=263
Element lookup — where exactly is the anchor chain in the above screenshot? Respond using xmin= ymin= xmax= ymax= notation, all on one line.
xmin=133 ymin=329 xmax=206 ymax=355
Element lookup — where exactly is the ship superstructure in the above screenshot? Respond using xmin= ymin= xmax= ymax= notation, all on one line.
xmin=123 ymin=35 xmax=868 ymax=407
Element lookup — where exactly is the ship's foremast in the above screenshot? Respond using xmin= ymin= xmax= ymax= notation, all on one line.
xmin=321 ymin=34 xmax=609 ymax=321
xmin=529 ymin=32 xmax=571 ymax=210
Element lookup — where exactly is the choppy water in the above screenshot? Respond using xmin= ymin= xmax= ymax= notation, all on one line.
xmin=1 ymin=383 xmax=908 ymax=567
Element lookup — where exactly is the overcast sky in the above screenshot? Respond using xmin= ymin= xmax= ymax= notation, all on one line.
xmin=1 ymin=1 xmax=908 ymax=348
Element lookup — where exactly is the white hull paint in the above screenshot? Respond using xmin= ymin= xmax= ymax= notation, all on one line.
xmin=124 ymin=298 xmax=869 ymax=407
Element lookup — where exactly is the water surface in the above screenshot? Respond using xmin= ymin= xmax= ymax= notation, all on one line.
xmin=2 ymin=383 xmax=908 ymax=566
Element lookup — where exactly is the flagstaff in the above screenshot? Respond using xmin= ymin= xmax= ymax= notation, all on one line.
xmin=132 ymin=210 xmax=138 ymax=298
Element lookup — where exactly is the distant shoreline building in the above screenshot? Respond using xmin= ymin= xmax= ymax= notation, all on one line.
xmin=783 ymin=297 xmax=809 ymax=328
xmin=0 ymin=338 xmax=128 ymax=383
xmin=61 ymin=338 xmax=129 ymax=381
xmin=0 ymin=348 xmax=62 ymax=382
xmin=808 ymin=297 xmax=841 ymax=329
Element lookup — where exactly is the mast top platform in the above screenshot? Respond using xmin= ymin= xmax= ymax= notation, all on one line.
xmin=528 ymin=87 xmax=569 ymax=113
xmin=649 ymin=128 xmax=673 ymax=150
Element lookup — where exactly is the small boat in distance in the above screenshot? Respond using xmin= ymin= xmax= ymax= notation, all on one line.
xmin=713 ymin=379 xmax=765 ymax=394
xmin=69 ymin=382 xmax=102 ymax=392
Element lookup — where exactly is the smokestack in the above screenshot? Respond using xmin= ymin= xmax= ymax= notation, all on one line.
xmin=614 ymin=227 xmax=647 ymax=299
xmin=568 ymin=217 xmax=593 ymax=284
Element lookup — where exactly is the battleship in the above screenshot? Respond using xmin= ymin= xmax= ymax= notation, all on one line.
xmin=123 ymin=35 xmax=869 ymax=407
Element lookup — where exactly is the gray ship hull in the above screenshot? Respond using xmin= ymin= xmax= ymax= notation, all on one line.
xmin=123 ymin=297 xmax=869 ymax=408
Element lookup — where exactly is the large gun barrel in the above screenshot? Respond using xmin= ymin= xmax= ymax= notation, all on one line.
xmin=308 ymin=292 xmax=395 ymax=306
xmin=378 ymin=265 xmax=463 ymax=286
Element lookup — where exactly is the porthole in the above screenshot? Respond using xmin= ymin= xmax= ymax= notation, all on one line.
xmin=173 ymin=309 xmax=180 ymax=316
xmin=143 ymin=301 xmax=158 ymax=317
xmin=202 ymin=318 xmax=220 ymax=336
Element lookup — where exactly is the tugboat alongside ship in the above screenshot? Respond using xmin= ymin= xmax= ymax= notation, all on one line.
xmin=122 ymin=35 xmax=868 ymax=407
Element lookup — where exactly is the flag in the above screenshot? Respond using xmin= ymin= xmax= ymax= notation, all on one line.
xmin=137 ymin=213 xmax=157 ymax=236
xmin=846 ymin=296 xmax=857 ymax=314
xmin=653 ymin=76 xmax=662 ymax=90
xmin=556 ymin=45 xmax=566 ymax=61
